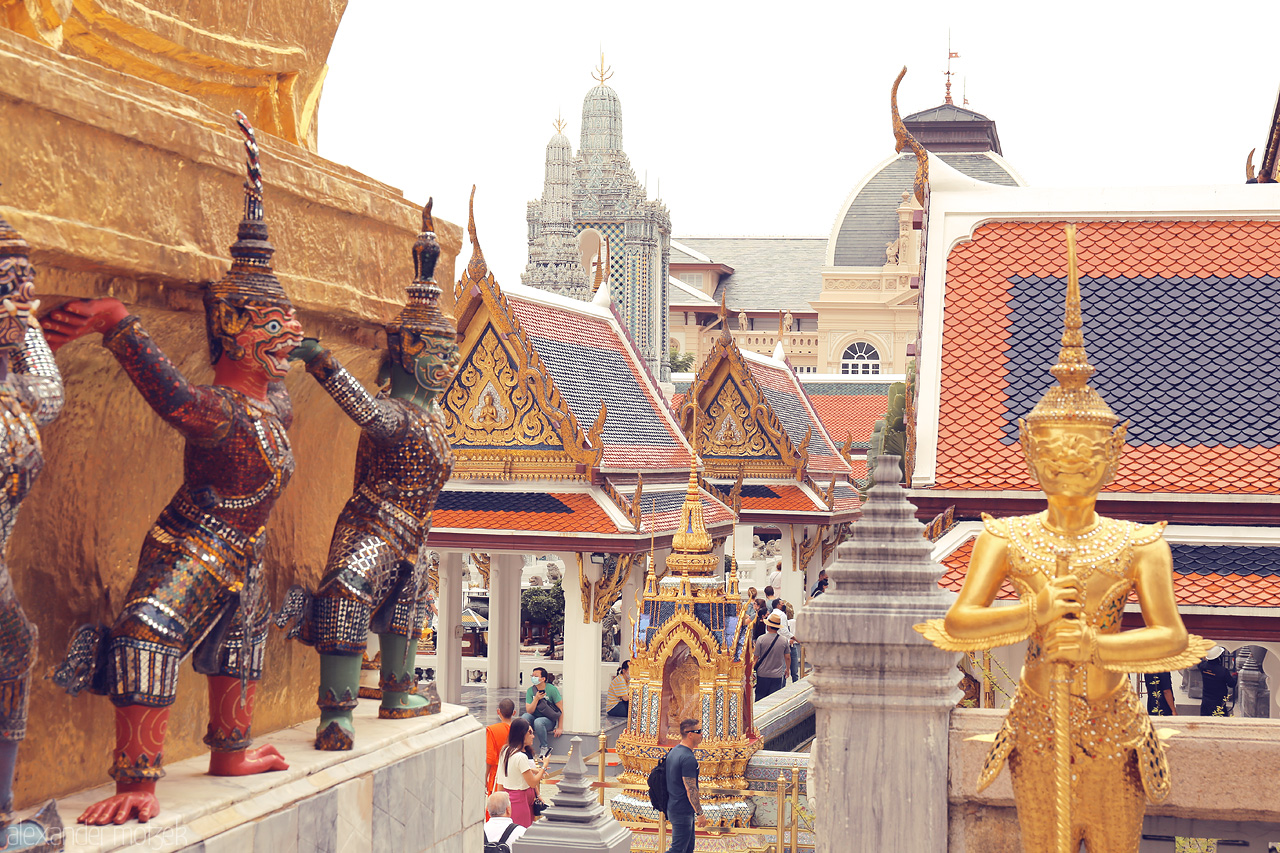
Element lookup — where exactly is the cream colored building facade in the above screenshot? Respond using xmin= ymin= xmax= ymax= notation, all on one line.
xmin=669 ymin=103 xmax=1024 ymax=378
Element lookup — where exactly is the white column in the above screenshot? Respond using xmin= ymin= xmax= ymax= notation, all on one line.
xmin=797 ymin=456 xmax=957 ymax=852
xmin=490 ymin=553 xmax=522 ymax=689
xmin=803 ymin=525 xmax=824 ymax=600
xmin=732 ymin=523 xmax=754 ymax=585
xmin=618 ymin=554 xmax=643 ymax=662
xmin=437 ymin=550 xmax=464 ymax=705
xmin=559 ymin=551 xmax=603 ymax=734
xmin=781 ymin=525 xmax=803 ymax=606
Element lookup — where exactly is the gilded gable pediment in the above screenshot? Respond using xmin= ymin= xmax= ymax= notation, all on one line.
xmin=443 ymin=324 xmax=564 ymax=451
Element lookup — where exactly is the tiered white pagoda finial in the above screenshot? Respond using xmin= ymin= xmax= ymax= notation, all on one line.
xmin=581 ymin=52 xmax=623 ymax=153
xmin=525 ymin=55 xmax=673 ymax=379
xmin=523 ymin=120 xmax=591 ymax=299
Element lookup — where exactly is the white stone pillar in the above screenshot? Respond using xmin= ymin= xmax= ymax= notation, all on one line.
xmin=437 ymin=550 xmax=465 ymax=706
xmin=780 ymin=524 xmax=803 ymax=606
xmin=802 ymin=524 xmax=824 ymax=601
xmin=559 ymin=551 xmax=603 ymax=734
xmin=489 ymin=553 xmax=522 ymax=689
xmin=618 ymin=555 xmax=643 ymax=662
xmin=796 ymin=457 xmax=958 ymax=853
xmin=732 ymin=523 xmax=754 ymax=587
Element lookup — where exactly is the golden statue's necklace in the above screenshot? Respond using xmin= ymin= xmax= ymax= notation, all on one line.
xmin=1007 ymin=512 xmax=1132 ymax=581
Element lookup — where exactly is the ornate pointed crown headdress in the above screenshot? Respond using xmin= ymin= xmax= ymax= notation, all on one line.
xmin=206 ymin=111 xmax=290 ymax=307
xmin=386 ymin=197 xmax=457 ymax=375
xmin=1022 ymin=224 xmax=1118 ymax=429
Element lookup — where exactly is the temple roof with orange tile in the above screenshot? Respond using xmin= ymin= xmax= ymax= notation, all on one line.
xmin=927 ymin=219 xmax=1280 ymax=495
xmin=507 ymin=293 xmax=692 ymax=472
xmin=935 ymin=531 xmax=1280 ymax=609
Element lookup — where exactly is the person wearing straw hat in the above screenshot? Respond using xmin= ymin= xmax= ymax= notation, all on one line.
xmin=754 ymin=610 xmax=788 ymax=700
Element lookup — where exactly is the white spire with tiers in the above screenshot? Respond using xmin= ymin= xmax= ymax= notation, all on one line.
xmin=523 ymin=123 xmax=591 ymax=300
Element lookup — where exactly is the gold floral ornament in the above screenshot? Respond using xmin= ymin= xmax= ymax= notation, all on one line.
xmin=914 ymin=224 xmax=1212 ymax=853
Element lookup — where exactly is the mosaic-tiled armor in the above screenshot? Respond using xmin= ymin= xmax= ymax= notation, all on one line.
xmin=0 ymin=211 xmax=66 ymax=848
xmin=47 ymin=113 xmax=302 ymax=826
xmin=915 ymin=226 xmax=1211 ymax=853
xmin=278 ymin=200 xmax=457 ymax=750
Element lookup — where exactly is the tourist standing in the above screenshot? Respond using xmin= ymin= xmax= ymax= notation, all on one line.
xmin=665 ymin=719 xmax=708 ymax=853
xmin=495 ymin=718 xmax=548 ymax=827
xmin=1143 ymin=672 xmax=1177 ymax=716
xmin=754 ymin=612 xmax=788 ymax=700
xmin=1199 ymin=647 xmax=1237 ymax=716
xmin=522 ymin=667 xmax=562 ymax=751
xmin=772 ymin=599 xmax=799 ymax=683
xmin=751 ymin=599 xmax=768 ymax=641
xmin=485 ymin=698 xmax=516 ymax=800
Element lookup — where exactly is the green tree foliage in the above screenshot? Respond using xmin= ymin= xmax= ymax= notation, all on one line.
xmin=521 ymin=579 xmax=565 ymax=648
xmin=669 ymin=347 xmax=696 ymax=373
xmin=863 ymin=360 xmax=916 ymax=493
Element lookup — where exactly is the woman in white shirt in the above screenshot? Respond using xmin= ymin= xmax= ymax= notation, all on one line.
xmin=494 ymin=717 xmax=548 ymax=826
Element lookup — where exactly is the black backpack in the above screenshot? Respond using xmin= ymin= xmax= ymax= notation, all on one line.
xmin=483 ymin=822 xmax=518 ymax=853
xmin=647 ymin=752 xmax=669 ymax=813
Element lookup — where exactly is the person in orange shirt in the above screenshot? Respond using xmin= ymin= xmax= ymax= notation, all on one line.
xmin=485 ymin=698 xmax=516 ymax=801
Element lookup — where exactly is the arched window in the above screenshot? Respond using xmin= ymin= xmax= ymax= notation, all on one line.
xmin=840 ymin=341 xmax=881 ymax=375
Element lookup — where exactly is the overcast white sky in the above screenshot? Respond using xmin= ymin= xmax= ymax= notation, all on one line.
xmin=319 ymin=2 xmax=1279 ymax=280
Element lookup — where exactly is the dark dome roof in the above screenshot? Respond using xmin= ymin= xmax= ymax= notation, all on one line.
xmin=828 ymin=152 xmax=1023 ymax=267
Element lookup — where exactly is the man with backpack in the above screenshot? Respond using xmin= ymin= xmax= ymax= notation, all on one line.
xmin=754 ymin=611 xmax=788 ymax=700
xmin=661 ymin=719 xmax=708 ymax=853
xmin=483 ymin=791 xmax=525 ymax=850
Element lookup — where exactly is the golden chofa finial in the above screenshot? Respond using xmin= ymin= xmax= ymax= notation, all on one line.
xmin=1021 ymin=224 xmax=1119 ymax=429
xmin=553 ymin=111 xmax=567 ymax=134
xmin=669 ymin=458 xmax=714 ymax=561
xmin=593 ymin=51 xmax=613 ymax=84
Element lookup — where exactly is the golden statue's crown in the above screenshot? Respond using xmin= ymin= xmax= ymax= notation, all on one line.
xmin=1024 ymin=224 xmax=1118 ymax=429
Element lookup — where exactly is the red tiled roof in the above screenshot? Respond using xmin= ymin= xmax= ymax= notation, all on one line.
xmin=830 ymin=482 xmax=862 ymax=514
xmin=938 ymin=538 xmax=1019 ymax=600
xmin=638 ymin=488 xmax=736 ymax=533
xmin=738 ymin=484 xmax=823 ymax=512
xmin=744 ymin=360 xmax=849 ymax=476
xmin=1166 ymin=572 xmax=1278 ymax=608
xmin=432 ymin=492 xmax=619 ymax=533
xmin=936 ymin=220 xmax=1280 ymax=494
xmin=808 ymin=394 xmax=886 ymax=448
xmin=506 ymin=296 xmax=692 ymax=471
xmin=936 ymin=535 xmax=1280 ymax=608
xmin=847 ymin=456 xmax=868 ymax=481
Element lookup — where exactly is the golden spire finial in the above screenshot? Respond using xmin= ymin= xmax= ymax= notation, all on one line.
xmin=592 ymin=51 xmax=613 ymax=84
xmin=553 ymin=111 xmax=566 ymax=134
xmin=1022 ymin=224 xmax=1119 ymax=429
xmin=1050 ymin=224 xmax=1093 ymax=389
xmin=465 ymin=185 xmax=488 ymax=284
xmin=670 ymin=453 xmax=713 ymax=558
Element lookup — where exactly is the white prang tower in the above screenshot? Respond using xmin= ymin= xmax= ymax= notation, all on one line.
xmin=525 ymin=55 xmax=672 ymax=380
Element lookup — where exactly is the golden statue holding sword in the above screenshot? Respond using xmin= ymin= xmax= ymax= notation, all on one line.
xmin=916 ymin=224 xmax=1212 ymax=852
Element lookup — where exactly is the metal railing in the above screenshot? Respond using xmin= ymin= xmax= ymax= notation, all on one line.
xmin=595 ymin=749 xmax=804 ymax=853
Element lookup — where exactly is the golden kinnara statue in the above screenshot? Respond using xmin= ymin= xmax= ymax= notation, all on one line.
xmin=916 ymin=225 xmax=1212 ymax=853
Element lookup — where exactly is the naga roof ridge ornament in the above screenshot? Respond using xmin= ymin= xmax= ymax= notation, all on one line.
xmin=891 ymin=67 xmax=929 ymax=207
xmin=464 ymin=185 xmax=487 ymax=289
